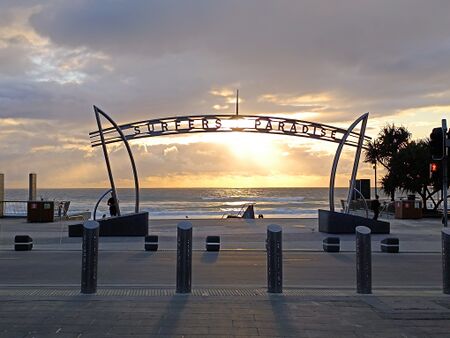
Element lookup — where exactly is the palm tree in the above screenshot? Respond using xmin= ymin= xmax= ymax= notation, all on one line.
xmin=364 ymin=124 xmax=411 ymax=200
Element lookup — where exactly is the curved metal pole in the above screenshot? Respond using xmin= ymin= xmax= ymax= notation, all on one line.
xmin=345 ymin=116 xmax=368 ymax=213
xmin=348 ymin=187 xmax=370 ymax=218
xmin=94 ymin=105 xmax=140 ymax=214
xmin=93 ymin=188 xmax=113 ymax=220
xmin=95 ymin=111 xmax=121 ymax=216
xmin=329 ymin=113 xmax=369 ymax=212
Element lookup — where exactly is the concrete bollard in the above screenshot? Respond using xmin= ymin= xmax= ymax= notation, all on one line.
xmin=267 ymin=224 xmax=283 ymax=293
xmin=356 ymin=226 xmax=372 ymax=294
xmin=380 ymin=238 xmax=399 ymax=253
xmin=206 ymin=236 xmax=220 ymax=252
xmin=323 ymin=237 xmax=340 ymax=252
xmin=442 ymin=228 xmax=450 ymax=294
xmin=145 ymin=235 xmax=159 ymax=251
xmin=176 ymin=221 xmax=192 ymax=293
xmin=81 ymin=220 xmax=99 ymax=294
xmin=14 ymin=235 xmax=33 ymax=251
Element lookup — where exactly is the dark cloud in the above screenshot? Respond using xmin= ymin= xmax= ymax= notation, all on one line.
xmin=26 ymin=1 xmax=450 ymax=119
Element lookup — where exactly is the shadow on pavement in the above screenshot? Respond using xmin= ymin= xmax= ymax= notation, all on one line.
xmin=201 ymin=252 xmax=219 ymax=263
xmin=269 ymin=294 xmax=299 ymax=336
xmin=152 ymin=294 xmax=189 ymax=335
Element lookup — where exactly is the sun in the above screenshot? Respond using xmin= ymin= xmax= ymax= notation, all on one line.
xmin=214 ymin=132 xmax=279 ymax=167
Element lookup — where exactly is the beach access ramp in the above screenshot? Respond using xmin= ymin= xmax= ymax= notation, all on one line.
xmin=225 ymin=203 xmax=255 ymax=219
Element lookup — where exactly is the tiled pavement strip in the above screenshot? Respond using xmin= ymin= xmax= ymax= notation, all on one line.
xmin=0 ymin=288 xmax=450 ymax=337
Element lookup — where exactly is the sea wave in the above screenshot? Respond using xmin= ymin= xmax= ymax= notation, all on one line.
xmin=202 ymin=196 xmax=305 ymax=203
xmin=6 ymin=187 xmax=351 ymax=220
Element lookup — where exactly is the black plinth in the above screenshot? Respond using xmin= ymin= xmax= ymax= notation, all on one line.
xmin=318 ymin=209 xmax=390 ymax=234
xmin=14 ymin=235 xmax=33 ymax=251
xmin=69 ymin=212 xmax=149 ymax=237
xmin=206 ymin=236 xmax=220 ymax=252
xmin=380 ymin=237 xmax=399 ymax=253
xmin=145 ymin=235 xmax=159 ymax=251
xmin=323 ymin=237 xmax=340 ymax=252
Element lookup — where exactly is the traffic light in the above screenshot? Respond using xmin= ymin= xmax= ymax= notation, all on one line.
xmin=430 ymin=161 xmax=440 ymax=180
xmin=430 ymin=127 xmax=445 ymax=160
xmin=430 ymin=159 xmax=450 ymax=188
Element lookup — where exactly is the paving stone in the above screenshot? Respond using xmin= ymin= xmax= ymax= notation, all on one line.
xmin=1 ymin=294 xmax=450 ymax=337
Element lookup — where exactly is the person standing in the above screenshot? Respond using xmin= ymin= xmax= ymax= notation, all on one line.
xmin=107 ymin=194 xmax=118 ymax=217
xmin=372 ymin=195 xmax=381 ymax=220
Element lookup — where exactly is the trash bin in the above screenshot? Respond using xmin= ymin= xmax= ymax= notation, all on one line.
xmin=395 ymin=200 xmax=422 ymax=219
xmin=27 ymin=201 xmax=54 ymax=223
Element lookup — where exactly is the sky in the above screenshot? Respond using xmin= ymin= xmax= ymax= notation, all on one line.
xmin=0 ymin=0 xmax=449 ymax=188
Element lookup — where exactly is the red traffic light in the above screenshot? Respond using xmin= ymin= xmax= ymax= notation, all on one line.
xmin=430 ymin=162 xmax=439 ymax=172
xmin=430 ymin=161 xmax=440 ymax=180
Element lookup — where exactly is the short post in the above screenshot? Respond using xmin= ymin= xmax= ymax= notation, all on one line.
xmin=356 ymin=226 xmax=372 ymax=294
xmin=0 ymin=173 xmax=4 ymax=217
xmin=28 ymin=173 xmax=37 ymax=201
xmin=81 ymin=220 xmax=99 ymax=294
xmin=323 ymin=237 xmax=340 ymax=252
xmin=145 ymin=235 xmax=159 ymax=251
xmin=206 ymin=236 xmax=220 ymax=252
xmin=176 ymin=221 xmax=192 ymax=293
xmin=380 ymin=238 xmax=399 ymax=253
xmin=442 ymin=119 xmax=448 ymax=228
xmin=14 ymin=235 xmax=33 ymax=251
xmin=267 ymin=224 xmax=282 ymax=293
xmin=442 ymin=228 xmax=450 ymax=294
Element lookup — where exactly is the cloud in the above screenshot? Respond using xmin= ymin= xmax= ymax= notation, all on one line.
xmin=0 ymin=1 xmax=449 ymax=187
xmin=28 ymin=1 xmax=450 ymax=115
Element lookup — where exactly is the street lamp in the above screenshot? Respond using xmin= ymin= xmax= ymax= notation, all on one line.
xmin=373 ymin=162 xmax=377 ymax=197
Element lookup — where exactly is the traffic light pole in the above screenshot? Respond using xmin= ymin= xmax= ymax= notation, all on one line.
xmin=443 ymin=119 xmax=448 ymax=228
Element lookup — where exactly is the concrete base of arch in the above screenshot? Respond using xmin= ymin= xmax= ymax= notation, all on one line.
xmin=69 ymin=212 xmax=149 ymax=237
xmin=318 ymin=209 xmax=390 ymax=234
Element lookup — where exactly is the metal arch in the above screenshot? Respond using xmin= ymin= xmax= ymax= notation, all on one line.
xmin=94 ymin=105 xmax=140 ymax=214
xmin=88 ymin=114 xmax=371 ymax=149
xmin=89 ymin=114 xmax=364 ymax=137
xmin=90 ymin=108 xmax=370 ymax=216
xmin=329 ymin=113 xmax=369 ymax=212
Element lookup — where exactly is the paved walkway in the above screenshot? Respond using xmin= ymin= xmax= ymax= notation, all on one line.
xmin=0 ymin=216 xmax=445 ymax=252
xmin=1 ymin=291 xmax=450 ymax=337
xmin=0 ymin=251 xmax=443 ymax=289
xmin=1 ymin=216 xmax=449 ymax=337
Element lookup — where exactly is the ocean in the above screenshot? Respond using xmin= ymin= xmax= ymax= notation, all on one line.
xmin=4 ymin=187 xmax=352 ymax=219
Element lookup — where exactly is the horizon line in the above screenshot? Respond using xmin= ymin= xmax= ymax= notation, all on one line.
xmin=4 ymin=186 xmax=362 ymax=190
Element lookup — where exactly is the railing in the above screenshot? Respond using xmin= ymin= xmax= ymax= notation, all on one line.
xmin=237 ymin=204 xmax=249 ymax=217
xmin=340 ymin=188 xmax=370 ymax=218
xmin=379 ymin=201 xmax=395 ymax=219
xmin=93 ymin=188 xmax=113 ymax=220
xmin=0 ymin=200 xmax=28 ymax=217
xmin=221 ymin=203 xmax=254 ymax=219
xmin=0 ymin=200 xmax=71 ymax=218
